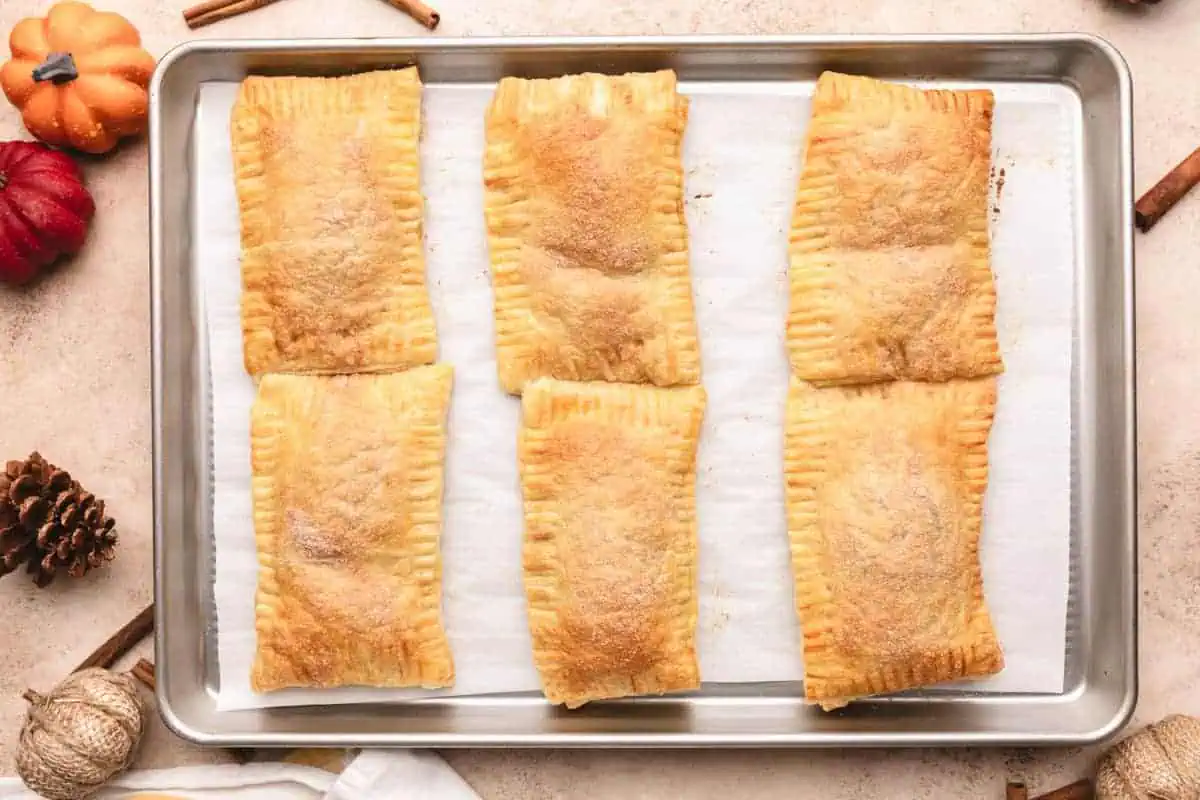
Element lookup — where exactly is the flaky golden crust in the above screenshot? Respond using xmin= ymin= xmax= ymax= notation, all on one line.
xmin=788 ymin=72 xmax=1002 ymax=386
xmin=785 ymin=377 xmax=1003 ymax=708
xmin=233 ymin=69 xmax=436 ymax=376
xmin=519 ymin=380 xmax=705 ymax=707
xmin=250 ymin=366 xmax=455 ymax=692
xmin=484 ymin=71 xmax=700 ymax=395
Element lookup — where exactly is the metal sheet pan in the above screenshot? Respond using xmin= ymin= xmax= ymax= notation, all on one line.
xmin=149 ymin=34 xmax=1136 ymax=747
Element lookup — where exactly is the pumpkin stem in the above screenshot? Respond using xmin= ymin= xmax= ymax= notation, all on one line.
xmin=31 ymin=52 xmax=78 ymax=86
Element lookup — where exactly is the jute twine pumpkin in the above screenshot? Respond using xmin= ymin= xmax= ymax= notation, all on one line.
xmin=16 ymin=668 xmax=147 ymax=800
xmin=1097 ymin=714 xmax=1200 ymax=799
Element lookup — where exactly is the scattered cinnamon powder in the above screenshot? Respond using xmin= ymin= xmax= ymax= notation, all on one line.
xmin=1 ymin=281 xmax=48 ymax=351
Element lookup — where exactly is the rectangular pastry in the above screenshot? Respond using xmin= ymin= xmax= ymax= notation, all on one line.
xmin=483 ymin=70 xmax=700 ymax=394
xmin=788 ymin=72 xmax=1003 ymax=386
xmin=785 ymin=377 xmax=1003 ymax=708
xmin=519 ymin=379 xmax=706 ymax=707
xmin=233 ymin=68 xmax=436 ymax=376
xmin=250 ymin=365 xmax=454 ymax=692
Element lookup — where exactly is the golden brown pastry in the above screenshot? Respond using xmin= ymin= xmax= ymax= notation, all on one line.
xmin=250 ymin=366 xmax=454 ymax=692
xmin=484 ymin=70 xmax=700 ymax=395
xmin=520 ymin=379 xmax=706 ymax=707
xmin=785 ymin=377 xmax=1003 ymax=708
xmin=233 ymin=68 xmax=436 ymax=376
xmin=788 ymin=72 xmax=1002 ymax=386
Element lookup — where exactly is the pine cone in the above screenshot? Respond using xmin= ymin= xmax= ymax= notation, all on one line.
xmin=0 ymin=453 xmax=118 ymax=587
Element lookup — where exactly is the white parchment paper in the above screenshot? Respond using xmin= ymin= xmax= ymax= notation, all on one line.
xmin=201 ymin=78 xmax=1075 ymax=710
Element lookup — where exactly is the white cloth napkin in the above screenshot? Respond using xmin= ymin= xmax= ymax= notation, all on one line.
xmin=325 ymin=751 xmax=479 ymax=800
xmin=0 ymin=749 xmax=480 ymax=799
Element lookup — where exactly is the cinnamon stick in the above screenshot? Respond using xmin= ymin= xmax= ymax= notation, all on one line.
xmin=130 ymin=658 xmax=156 ymax=691
xmin=183 ymin=0 xmax=286 ymax=29
xmin=378 ymin=0 xmax=441 ymax=29
xmin=22 ymin=604 xmax=153 ymax=704
xmin=1135 ymin=145 xmax=1200 ymax=232
xmin=183 ymin=0 xmax=242 ymax=19
xmin=1007 ymin=781 xmax=1029 ymax=800
xmin=73 ymin=603 xmax=154 ymax=672
xmin=1031 ymin=779 xmax=1093 ymax=800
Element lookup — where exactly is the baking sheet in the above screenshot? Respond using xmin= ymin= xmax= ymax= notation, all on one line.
xmin=201 ymin=78 xmax=1075 ymax=711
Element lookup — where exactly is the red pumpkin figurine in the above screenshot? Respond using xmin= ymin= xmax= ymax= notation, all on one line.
xmin=0 ymin=140 xmax=94 ymax=285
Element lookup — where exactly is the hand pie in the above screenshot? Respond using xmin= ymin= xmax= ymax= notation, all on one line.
xmin=233 ymin=68 xmax=436 ymax=376
xmin=484 ymin=71 xmax=700 ymax=394
xmin=250 ymin=366 xmax=454 ymax=692
xmin=788 ymin=72 xmax=1002 ymax=386
xmin=520 ymin=379 xmax=705 ymax=707
xmin=785 ymin=377 xmax=1003 ymax=708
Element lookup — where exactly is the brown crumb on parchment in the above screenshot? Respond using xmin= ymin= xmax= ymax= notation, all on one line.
xmin=989 ymin=165 xmax=1007 ymax=223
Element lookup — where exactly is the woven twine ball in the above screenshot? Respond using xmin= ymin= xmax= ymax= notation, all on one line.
xmin=16 ymin=668 xmax=147 ymax=800
xmin=1097 ymin=714 xmax=1200 ymax=799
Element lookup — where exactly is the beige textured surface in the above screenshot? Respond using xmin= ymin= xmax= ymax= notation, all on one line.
xmin=0 ymin=0 xmax=1192 ymax=797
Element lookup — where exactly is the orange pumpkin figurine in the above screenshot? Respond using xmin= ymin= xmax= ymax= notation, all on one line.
xmin=0 ymin=2 xmax=156 ymax=155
